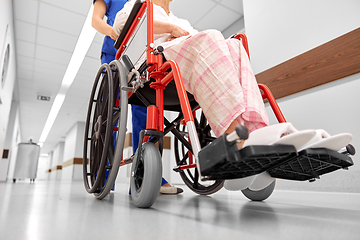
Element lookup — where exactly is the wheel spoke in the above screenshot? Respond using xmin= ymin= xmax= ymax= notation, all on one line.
xmin=91 ymin=142 xmax=101 ymax=184
xmin=96 ymin=78 xmax=106 ymax=116
xmin=134 ymin=157 xmax=144 ymax=190
xmin=100 ymin=118 xmax=108 ymax=132
xmin=91 ymin=132 xmax=97 ymax=141
xmin=193 ymin=170 xmax=199 ymax=186
xmin=200 ymin=112 xmax=207 ymax=129
xmin=95 ymin=137 xmax=105 ymax=188
xmin=89 ymin=142 xmax=96 ymax=181
xmin=100 ymin=79 xmax=110 ymax=117
xmin=173 ymin=112 xmax=224 ymax=195
xmin=203 ymin=125 xmax=212 ymax=135
xmin=95 ymin=137 xmax=103 ymax=168
xmin=112 ymin=111 xmax=120 ymax=126
xmin=179 ymin=152 xmax=189 ymax=165
xmin=95 ymin=84 xmax=106 ymax=120
xmin=194 ymin=117 xmax=199 ymax=128
xmin=186 ymin=169 xmax=195 ymax=182
xmin=101 ymin=96 xmax=109 ymax=117
xmin=204 ymin=136 xmax=216 ymax=142
xmin=107 ymin=138 xmax=115 ymax=166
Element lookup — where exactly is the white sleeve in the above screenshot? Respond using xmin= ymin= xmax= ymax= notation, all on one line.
xmin=113 ymin=0 xmax=136 ymax=35
xmin=181 ymin=19 xmax=198 ymax=35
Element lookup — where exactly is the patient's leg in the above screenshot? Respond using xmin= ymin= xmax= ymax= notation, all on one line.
xmin=164 ymin=29 xmax=269 ymax=138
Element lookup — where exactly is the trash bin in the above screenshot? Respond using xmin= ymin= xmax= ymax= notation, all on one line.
xmin=13 ymin=141 xmax=40 ymax=183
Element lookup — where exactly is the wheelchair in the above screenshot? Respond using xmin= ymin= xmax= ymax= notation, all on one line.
xmin=83 ymin=0 xmax=355 ymax=208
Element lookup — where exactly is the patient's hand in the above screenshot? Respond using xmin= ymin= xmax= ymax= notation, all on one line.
xmin=170 ymin=25 xmax=189 ymax=39
xmin=166 ymin=36 xmax=177 ymax=42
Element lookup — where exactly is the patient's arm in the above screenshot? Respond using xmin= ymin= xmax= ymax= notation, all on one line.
xmin=114 ymin=14 xmax=189 ymax=40
xmin=153 ymin=20 xmax=189 ymax=40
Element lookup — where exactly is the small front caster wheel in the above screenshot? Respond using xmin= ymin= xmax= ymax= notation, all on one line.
xmin=130 ymin=142 xmax=162 ymax=208
xmin=241 ymin=180 xmax=276 ymax=201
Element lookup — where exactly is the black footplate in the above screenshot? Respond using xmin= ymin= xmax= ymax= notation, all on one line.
xmin=267 ymin=148 xmax=354 ymax=181
xmin=198 ymin=134 xmax=354 ymax=181
xmin=198 ymin=134 xmax=298 ymax=180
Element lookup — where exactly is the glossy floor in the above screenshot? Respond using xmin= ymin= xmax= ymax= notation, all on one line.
xmin=0 ymin=180 xmax=359 ymax=240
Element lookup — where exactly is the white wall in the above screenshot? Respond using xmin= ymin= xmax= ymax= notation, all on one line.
xmin=222 ymin=17 xmax=245 ymax=38
xmin=49 ymin=141 xmax=64 ymax=180
xmin=243 ymin=0 xmax=360 ymax=192
xmin=244 ymin=0 xmax=360 ymax=74
xmin=62 ymin=122 xmax=85 ymax=180
xmin=46 ymin=151 xmax=53 ymax=180
xmin=1 ymin=101 xmax=21 ymax=181
xmin=0 ymin=0 xmax=18 ymax=161
xmin=36 ymin=155 xmax=51 ymax=180
xmin=0 ymin=101 xmax=16 ymax=181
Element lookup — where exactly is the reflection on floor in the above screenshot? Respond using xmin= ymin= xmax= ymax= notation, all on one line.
xmin=0 ymin=180 xmax=359 ymax=240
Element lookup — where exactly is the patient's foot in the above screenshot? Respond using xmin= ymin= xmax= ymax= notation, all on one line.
xmin=235 ymin=129 xmax=294 ymax=150
xmin=281 ymin=132 xmax=291 ymax=138
xmin=237 ymin=130 xmax=291 ymax=149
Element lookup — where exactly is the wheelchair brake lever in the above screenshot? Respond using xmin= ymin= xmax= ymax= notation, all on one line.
xmin=123 ymin=69 xmax=149 ymax=93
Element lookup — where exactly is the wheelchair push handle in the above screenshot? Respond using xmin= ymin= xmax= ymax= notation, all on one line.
xmin=226 ymin=125 xmax=249 ymax=142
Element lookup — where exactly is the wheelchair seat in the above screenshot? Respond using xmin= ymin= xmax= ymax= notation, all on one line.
xmin=128 ymin=78 xmax=198 ymax=111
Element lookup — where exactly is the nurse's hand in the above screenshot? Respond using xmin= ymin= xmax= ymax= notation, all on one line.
xmin=109 ymin=28 xmax=119 ymax=41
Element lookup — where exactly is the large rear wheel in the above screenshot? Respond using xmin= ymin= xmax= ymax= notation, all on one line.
xmin=83 ymin=60 xmax=129 ymax=199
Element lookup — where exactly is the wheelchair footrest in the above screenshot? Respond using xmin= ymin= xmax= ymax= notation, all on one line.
xmin=267 ymin=148 xmax=354 ymax=181
xmin=198 ymin=133 xmax=298 ymax=180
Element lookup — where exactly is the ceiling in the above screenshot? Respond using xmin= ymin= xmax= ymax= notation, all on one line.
xmin=12 ymin=0 xmax=244 ymax=154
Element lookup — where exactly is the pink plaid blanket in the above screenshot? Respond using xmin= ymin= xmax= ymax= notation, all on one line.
xmin=163 ymin=30 xmax=269 ymax=137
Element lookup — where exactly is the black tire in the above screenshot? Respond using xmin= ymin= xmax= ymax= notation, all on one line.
xmin=174 ymin=111 xmax=224 ymax=195
xmin=83 ymin=61 xmax=127 ymax=199
xmin=241 ymin=180 xmax=276 ymax=201
xmin=130 ymin=142 xmax=162 ymax=208
xmin=95 ymin=60 xmax=129 ymax=199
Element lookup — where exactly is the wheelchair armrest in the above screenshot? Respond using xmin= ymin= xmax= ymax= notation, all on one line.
xmin=114 ymin=0 xmax=145 ymax=49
